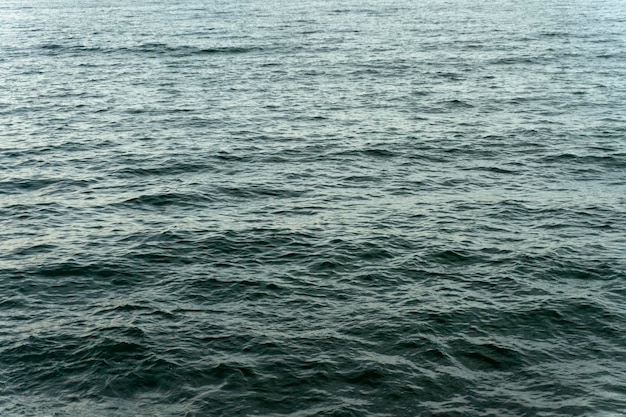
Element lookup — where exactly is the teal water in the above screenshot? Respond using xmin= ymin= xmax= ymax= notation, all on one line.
xmin=1 ymin=0 xmax=626 ymax=415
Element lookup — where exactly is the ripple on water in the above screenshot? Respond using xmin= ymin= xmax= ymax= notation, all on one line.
xmin=2 ymin=0 xmax=626 ymax=415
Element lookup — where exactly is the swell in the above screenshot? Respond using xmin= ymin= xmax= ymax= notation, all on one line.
xmin=2 ymin=245 xmax=622 ymax=416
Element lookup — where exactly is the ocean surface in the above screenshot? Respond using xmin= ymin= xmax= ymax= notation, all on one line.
xmin=1 ymin=0 xmax=626 ymax=415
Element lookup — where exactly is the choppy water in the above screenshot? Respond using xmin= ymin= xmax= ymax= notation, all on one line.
xmin=2 ymin=0 xmax=626 ymax=415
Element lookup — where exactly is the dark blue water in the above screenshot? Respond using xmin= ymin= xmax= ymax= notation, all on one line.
xmin=2 ymin=0 xmax=626 ymax=415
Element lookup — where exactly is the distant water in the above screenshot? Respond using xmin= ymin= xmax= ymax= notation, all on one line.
xmin=1 ymin=0 xmax=626 ymax=415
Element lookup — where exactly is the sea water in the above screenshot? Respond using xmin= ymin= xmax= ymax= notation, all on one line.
xmin=1 ymin=0 xmax=626 ymax=415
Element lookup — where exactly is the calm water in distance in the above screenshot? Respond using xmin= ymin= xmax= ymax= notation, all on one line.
xmin=1 ymin=0 xmax=626 ymax=415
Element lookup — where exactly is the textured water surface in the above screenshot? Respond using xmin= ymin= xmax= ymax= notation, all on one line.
xmin=1 ymin=0 xmax=626 ymax=416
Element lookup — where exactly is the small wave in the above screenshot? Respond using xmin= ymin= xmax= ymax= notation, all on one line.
xmin=430 ymin=249 xmax=474 ymax=264
xmin=540 ymin=31 xmax=571 ymax=38
xmin=0 ymin=178 xmax=91 ymax=193
xmin=118 ymin=191 xmax=217 ymax=209
xmin=37 ymin=42 xmax=263 ymax=58
xmin=114 ymin=161 xmax=213 ymax=177
xmin=16 ymin=261 xmax=141 ymax=284
xmin=38 ymin=43 xmax=104 ymax=56
xmin=190 ymin=46 xmax=261 ymax=55
xmin=216 ymin=185 xmax=307 ymax=199
xmin=343 ymin=367 xmax=386 ymax=387
xmin=10 ymin=243 xmax=57 ymax=256
xmin=452 ymin=341 xmax=525 ymax=371
xmin=461 ymin=166 xmax=519 ymax=174
xmin=331 ymin=148 xmax=399 ymax=160
xmin=0 ymin=202 xmax=65 ymax=220
xmin=443 ymin=99 xmax=474 ymax=108
xmin=489 ymin=56 xmax=540 ymax=65
xmin=540 ymin=153 xmax=625 ymax=170
xmin=434 ymin=71 xmax=465 ymax=81
xmin=134 ymin=43 xmax=262 ymax=56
